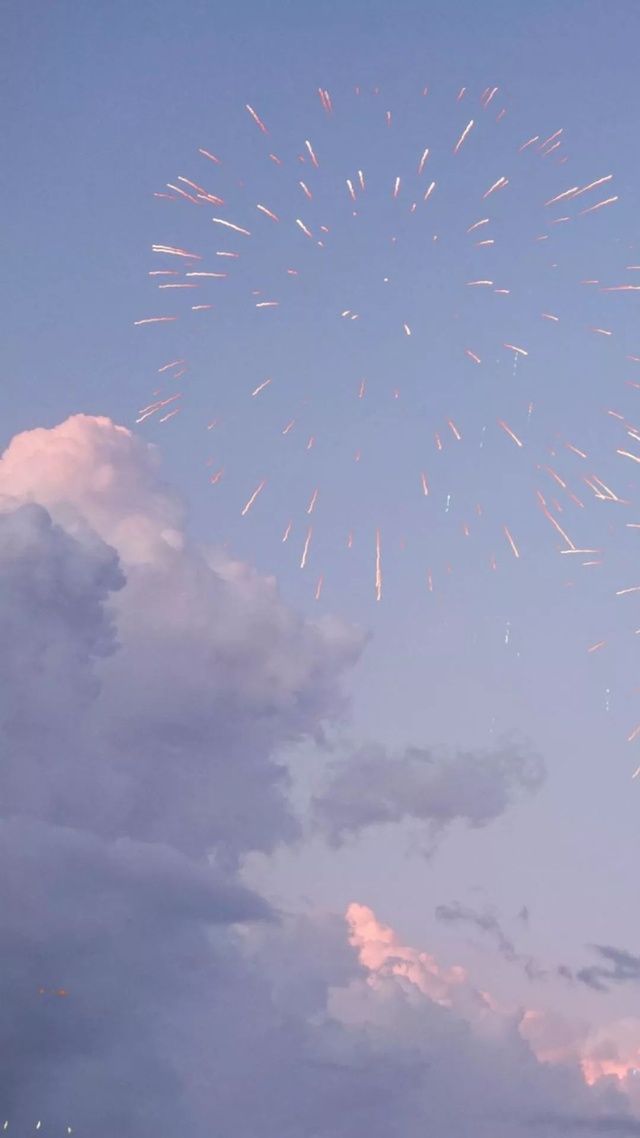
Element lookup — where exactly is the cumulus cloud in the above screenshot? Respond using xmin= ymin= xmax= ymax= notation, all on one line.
xmin=312 ymin=739 xmax=545 ymax=847
xmin=1 ymin=414 xmax=635 ymax=1135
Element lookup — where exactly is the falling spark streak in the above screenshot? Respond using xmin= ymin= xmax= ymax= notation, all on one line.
xmin=346 ymin=179 xmax=356 ymax=201
xmin=483 ymin=176 xmax=508 ymax=199
xmin=375 ymin=530 xmax=382 ymax=601
xmin=418 ymin=148 xmax=429 ymax=174
xmin=617 ymin=586 xmax=640 ymax=596
xmin=347 ymin=531 xmax=354 ymax=549
xmin=467 ymin=218 xmax=490 ymax=233
xmin=420 ymin=472 xmax=429 ymax=496
xmin=565 ymin=441 xmax=587 ymax=458
xmin=591 ymin=327 xmax=612 ymax=336
xmin=539 ymin=502 xmax=577 ymax=550
xmin=305 ymin=140 xmax=319 ymax=167
xmin=315 ymin=574 xmax=324 ymax=600
xmin=241 ymin=479 xmax=266 ymax=516
xmin=475 ymin=239 xmax=495 ymax=246
xmin=545 ymin=466 xmax=584 ymax=507
xmin=628 ymin=726 xmax=640 ymax=745
xmin=542 ymin=313 xmax=559 ymax=321
xmin=257 ymin=204 xmax=280 ymax=221
xmin=158 ymin=359 xmax=185 ymax=372
xmin=618 ymin=449 xmax=640 ymax=465
xmin=540 ymin=141 xmax=562 ymax=156
xmin=245 ymin=104 xmax=268 ymax=134
xmin=483 ymin=87 xmax=499 ymax=108
xmin=358 ymin=170 xmax=365 ymax=190
xmin=296 ymin=219 xmax=313 ymax=237
xmin=307 ymin=488 xmax=319 ymax=514
xmin=209 ymin=468 xmax=224 ymax=486
xmin=423 ymin=181 xmax=436 ymax=201
xmin=518 ymin=135 xmax=539 ymax=151
xmin=159 ymin=283 xmax=198 ymax=289
xmin=282 ymin=520 xmax=292 ymax=542
xmin=579 ymin=196 xmax=618 ymax=216
xmin=134 ymin=316 xmax=177 ymax=325
xmin=199 ymin=149 xmax=222 ymax=164
xmin=588 ymin=641 xmax=606 ymax=653
xmin=152 ymin=244 xmax=201 ymax=259
xmin=393 ymin=176 xmax=401 ymax=198
xmin=467 ymin=280 xmax=494 ymax=286
xmin=447 ymin=418 xmax=462 ymax=440
xmin=256 ymin=301 xmax=279 ymax=307
xmin=427 ymin=569 xmax=434 ymax=592
xmin=358 ymin=378 xmax=366 ymax=398
xmin=252 ymin=378 xmax=272 ymax=396
xmin=600 ymin=285 xmax=640 ymax=291
xmin=300 ymin=526 xmax=313 ymax=568
xmin=572 ymin=174 xmax=613 ymax=199
xmin=159 ymin=408 xmax=181 ymax=424
xmin=503 ymin=526 xmax=520 ymax=558
xmin=466 ymin=349 xmax=482 ymax=363
xmin=300 ymin=181 xmax=313 ymax=200
xmin=167 ymin=183 xmax=202 ymax=204
xmin=497 ymin=420 xmax=523 ymax=447
xmin=504 ymin=343 xmax=528 ymax=357
xmin=403 ymin=324 xmax=411 ymax=336
xmin=538 ymin=128 xmax=563 ymax=151
xmin=212 ymin=218 xmax=251 ymax=236
xmin=457 ymin=87 xmax=466 ymax=100
xmin=282 ymin=419 xmax=296 ymax=434
xmin=453 ymin=120 xmax=474 ymax=154
xmin=186 ymin=271 xmax=228 ymax=278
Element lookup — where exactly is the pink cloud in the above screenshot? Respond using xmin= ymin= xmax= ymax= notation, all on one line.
xmin=346 ymin=903 xmax=640 ymax=1102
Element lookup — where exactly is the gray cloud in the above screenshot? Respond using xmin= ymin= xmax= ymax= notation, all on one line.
xmin=528 ymin=1115 xmax=640 ymax=1134
xmin=312 ymin=739 xmax=545 ymax=847
xmin=577 ymin=947 xmax=640 ymax=994
xmin=0 ymin=416 xmax=632 ymax=1136
xmin=435 ymin=901 xmax=547 ymax=980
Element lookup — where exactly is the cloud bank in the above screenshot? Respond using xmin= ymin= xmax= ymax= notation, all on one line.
xmin=0 ymin=414 xmax=635 ymax=1135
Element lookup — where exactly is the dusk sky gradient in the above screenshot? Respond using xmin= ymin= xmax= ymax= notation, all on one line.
xmin=3 ymin=1 xmax=640 ymax=1133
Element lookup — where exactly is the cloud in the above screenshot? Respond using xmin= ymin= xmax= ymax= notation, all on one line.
xmin=312 ymin=739 xmax=545 ymax=848
xmin=577 ymin=948 xmax=640 ymax=994
xmin=528 ymin=1115 xmax=640 ymax=1134
xmin=435 ymin=900 xmax=547 ymax=980
xmin=1 ymin=414 xmax=636 ymax=1135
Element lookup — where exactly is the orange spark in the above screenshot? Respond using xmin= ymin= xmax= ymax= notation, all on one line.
xmin=466 ymin=218 xmax=489 ymax=233
xmin=152 ymin=244 xmax=202 ymax=259
xmin=503 ymin=526 xmax=520 ymax=558
xmin=133 ymin=316 xmax=178 ymax=325
xmin=296 ymin=219 xmax=313 ymax=238
xmin=466 ymin=349 xmax=482 ymax=363
xmin=375 ymin=530 xmax=382 ymax=601
xmin=453 ymin=119 xmax=474 ymax=154
xmin=579 ymin=196 xmax=618 ymax=216
xmin=299 ymin=181 xmax=313 ymax=200
xmin=212 ymin=218 xmax=251 ymax=236
xmin=300 ymin=526 xmax=313 ymax=569
xmin=245 ymin=104 xmax=268 ymax=133
xmin=305 ymin=140 xmax=319 ymax=167
xmin=483 ymin=176 xmax=508 ymax=199
xmin=503 ymin=343 xmax=528 ymax=356
xmin=447 ymin=418 xmax=462 ymax=440
xmin=210 ymin=468 xmax=224 ymax=486
xmin=241 ymin=479 xmax=266 ymax=516
xmin=497 ymin=420 xmax=523 ymax=447
xmin=257 ymin=204 xmax=280 ymax=221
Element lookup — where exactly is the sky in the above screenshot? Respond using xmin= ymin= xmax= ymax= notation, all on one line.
xmin=3 ymin=0 xmax=640 ymax=1133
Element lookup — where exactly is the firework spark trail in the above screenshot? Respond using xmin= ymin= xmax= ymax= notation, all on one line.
xmin=300 ymin=526 xmax=313 ymax=568
xmin=453 ymin=120 xmax=474 ymax=154
xmin=245 ymin=104 xmax=268 ymax=133
xmin=241 ymin=479 xmax=266 ymax=516
xmin=375 ymin=529 xmax=382 ymax=601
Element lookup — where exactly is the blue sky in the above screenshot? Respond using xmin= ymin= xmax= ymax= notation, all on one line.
xmin=4 ymin=0 xmax=640 ymax=1126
